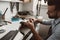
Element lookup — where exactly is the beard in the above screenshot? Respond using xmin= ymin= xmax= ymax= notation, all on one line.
xmin=48 ymin=15 xmax=54 ymax=19
xmin=48 ymin=15 xmax=58 ymax=19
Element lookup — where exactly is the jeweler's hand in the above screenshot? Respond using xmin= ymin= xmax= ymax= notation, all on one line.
xmin=23 ymin=19 xmax=35 ymax=30
xmin=29 ymin=18 xmax=43 ymax=24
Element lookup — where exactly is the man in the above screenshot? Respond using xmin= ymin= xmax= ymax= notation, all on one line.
xmin=23 ymin=0 xmax=60 ymax=40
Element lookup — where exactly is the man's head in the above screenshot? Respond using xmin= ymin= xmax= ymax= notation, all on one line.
xmin=47 ymin=0 xmax=60 ymax=19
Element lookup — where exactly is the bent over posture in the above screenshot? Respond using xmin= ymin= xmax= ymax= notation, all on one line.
xmin=23 ymin=0 xmax=60 ymax=40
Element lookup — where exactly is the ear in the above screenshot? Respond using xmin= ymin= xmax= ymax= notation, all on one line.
xmin=56 ymin=11 xmax=60 ymax=17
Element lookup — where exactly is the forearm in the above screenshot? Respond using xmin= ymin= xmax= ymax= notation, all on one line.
xmin=31 ymin=27 xmax=43 ymax=40
xmin=39 ymin=19 xmax=52 ymax=25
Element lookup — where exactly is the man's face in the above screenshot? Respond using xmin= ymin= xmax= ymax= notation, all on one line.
xmin=47 ymin=5 xmax=57 ymax=19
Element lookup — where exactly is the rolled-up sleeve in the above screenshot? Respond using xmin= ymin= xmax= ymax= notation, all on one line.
xmin=41 ymin=19 xmax=53 ymax=25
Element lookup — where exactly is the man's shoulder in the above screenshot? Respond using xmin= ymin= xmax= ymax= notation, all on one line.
xmin=55 ymin=23 xmax=60 ymax=33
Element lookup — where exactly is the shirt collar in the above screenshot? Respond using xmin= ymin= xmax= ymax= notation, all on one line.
xmin=54 ymin=18 xmax=60 ymax=25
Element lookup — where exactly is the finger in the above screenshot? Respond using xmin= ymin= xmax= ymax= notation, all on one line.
xmin=29 ymin=18 xmax=34 ymax=22
xmin=29 ymin=19 xmax=34 ymax=23
xmin=20 ymin=22 xmax=27 ymax=25
xmin=27 ymin=21 xmax=30 ymax=23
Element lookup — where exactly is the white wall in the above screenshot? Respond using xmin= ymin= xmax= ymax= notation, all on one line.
xmin=0 ymin=0 xmax=48 ymax=21
xmin=0 ymin=1 xmax=23 ymax=21
xmin=19 ymin=2 xmax=23 ymax=11
xmin=41 ymin=0 xmax=47 ymax=5
xmin=22 ymin=0 xmax=48 ymax=19
xmin=32 ymin=0 xmax=38 ymax=16
xmin=40 ymin=5 xmax=48 ymax=19
xmin=0 ymin=2 xmax=12 ymax=21
xmin=22 ymin=0 xmax=38 ymax=16
xmin=22 ymin=0 xmax=33 ymax=11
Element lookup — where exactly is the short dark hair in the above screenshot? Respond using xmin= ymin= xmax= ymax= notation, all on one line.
xmin=48 ymin=0 xmax=55 ymax=5
xmin=48 ymin=0 xmax=60 ymax=11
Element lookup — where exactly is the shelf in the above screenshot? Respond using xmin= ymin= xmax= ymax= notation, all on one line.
xmin=0 ymin=0 xmax=23 ymax=3
xmin=0 ymin=0 xmax=11 ymax=2
xmin=0 ymin=0 xmax=31 ymax=3
xmin=10 ymin=0 xmax=23 ymax=3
